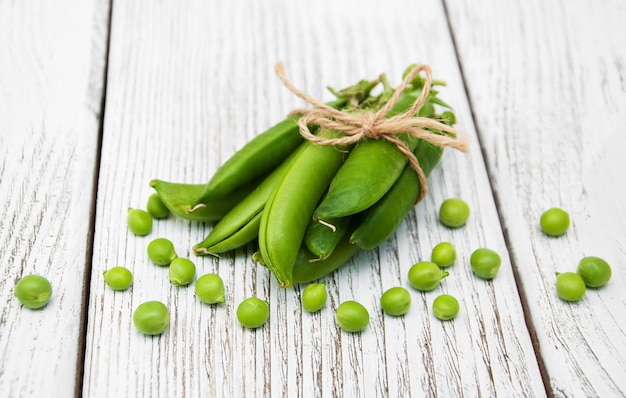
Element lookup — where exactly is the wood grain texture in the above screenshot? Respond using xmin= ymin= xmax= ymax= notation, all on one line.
xmin=445 ymin=0 xmax=626 ymax=396
xmin=83 ymin=0 xmax=544 ymax=397
xmin=0 ymin=0 xmax=109 ymax=396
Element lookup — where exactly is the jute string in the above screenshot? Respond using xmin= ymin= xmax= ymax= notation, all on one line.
xmin=274 ymin=63 xmax=469 ymax=203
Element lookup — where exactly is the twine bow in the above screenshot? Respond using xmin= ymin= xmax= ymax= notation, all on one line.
xmin=274 ymin=63 xmax=469 ymax=203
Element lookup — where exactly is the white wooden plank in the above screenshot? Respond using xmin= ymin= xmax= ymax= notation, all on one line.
xmin=84 ymin=0 xmax=545 ymax=396
xmin=446 ymin=0 xmax=626 ymax=395
xmin=0 ymin=0 xmax=109 ymax=396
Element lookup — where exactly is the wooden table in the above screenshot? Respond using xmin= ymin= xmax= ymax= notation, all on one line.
xmin=1 ymin=1 xmax=625 ymax=397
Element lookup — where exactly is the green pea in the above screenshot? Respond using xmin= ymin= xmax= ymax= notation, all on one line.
xmin=103 ymin=266 xmax=133 ymax=291
xmin=237 ymin=297 xmax=270 ymax=329
xmin=133 ymin=301 xmax=170 ymax=335
xmin=169 ymin=258 xmax=196 ymax=286
xmin=14 ymin=274 xmax=52 ymax=309
xmin=540 ymin=207 xmax=570 ymax=237
xmin=408 ymin=261 xmax=449 ymax=291
xmin=147 ymin=238 xmax=177 ymax=266
xmin=380 ymin=287 xmax=411 ymax=316
xmin=432 ymin=294 xmax=460 ymax=320
xmin=195 ymin=274 xmax=225 ymax=304
xmin=439 ymin=198 xmax=470 ymax=228
xmin=577 ymin=256 xmax=611 ymax=287
xmin=146 ymin=193 xmax=170 ymax=219
xmin=431 ymin=242 xmax=456 ymax=268
xmin=301 ymin=282 xmax=328 ymax=313
xmin=127 ymin=208 xmax=153 ymax=236
xmin=555 ymin=272 xmax=586 ymax=302
xmin=470 ymin=248 xmax=501 ymax=279
xmin=336 ymin=301 xmax=369 ymax=332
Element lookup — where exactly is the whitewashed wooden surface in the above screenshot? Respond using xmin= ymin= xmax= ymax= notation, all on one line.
xmin=0 ymin=0 xmax=108 ymax=397
xmin=447 ymin=0 xmax=626 ymax=396
xmin=1 ymin=1 xmax=624 ymax=397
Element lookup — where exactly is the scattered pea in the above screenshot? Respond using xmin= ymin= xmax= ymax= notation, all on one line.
xmin=470 ymin=248 xmax=501 ymax=279
xmin=577 ymin=256 xmax=611 ymax=288
xmin=380 ymin=287 xmax=411 ymax=316
xmin=237 ymin=297 xmax=269 ymax=329
xmin=146 ymin=193 xmax=171 ymax=219
xmin=336 ymin=301 xmax=369 ymax=332
xmin=103 ymin=266 xmax=133 ymax=291
xmin=133 ymin=301 xmax=170 ymax=335
xmin=555 ymin=272 xmax=586 ymax=302
xmin=439 ymin=198 xmax=470 ymax=228
xmin=432 ymin=294 xmax=460 ymax=321
xmin=169 ymin=258 xmax=196 ymax=286
xmin=540 ymin=207 xmax=570 ymax=237
xmin=147 ymin=237 xmax=177 ymax=266
xmin=408 ymin=261 xmax=449 ymax=291
xmin=127 ymin=208 xmax=152 ymax=236
xmin=431 ymin=242 xmax=456 ymax=268
xmin=301 ymin=282 xmax=328 ymax=313
xmin=195 ymin=274 xmax=225 ymax=304
xmin=14 ymin=274 xmax=52 ymax=309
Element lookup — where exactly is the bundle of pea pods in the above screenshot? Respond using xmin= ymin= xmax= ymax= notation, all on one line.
xmin=150 ymin=65 xmax=458 ymax=288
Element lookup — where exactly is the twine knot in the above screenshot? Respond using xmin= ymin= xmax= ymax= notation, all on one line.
xmin=360 ymin=113 xmax=380 ymax=139
xmin=275 ymin=62 xmax=469 ymax=203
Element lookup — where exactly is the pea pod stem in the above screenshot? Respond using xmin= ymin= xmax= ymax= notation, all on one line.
xmin=292 ymin=227 xmax=360 ymax=284
xmin=304 ymin=215 xmax=351 ymax=261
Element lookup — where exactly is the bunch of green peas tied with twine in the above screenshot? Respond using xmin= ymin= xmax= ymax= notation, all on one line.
xmin=123 ymin=64 xmax=472 ymax=332
xmin=145 ymin=62 xmax=468 ymax=289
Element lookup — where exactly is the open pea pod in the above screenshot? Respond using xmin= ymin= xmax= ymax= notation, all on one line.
xmin=149 ymin=179 xmax=252 ymax=222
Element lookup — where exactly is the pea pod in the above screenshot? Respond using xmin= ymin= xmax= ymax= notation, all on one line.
xmin=195 ymin=211 xmax=263 ymax=255
xmin=304 ymin=216 xmax=351 ymax=261
xmin=193 ymin=144 xmax=305 ymax=254
xmin=149 ymin=179 xmax=252 ymax=222
xmin=196 ymin=116 xmax=306 ymax=204
xmin=258 ymin=129 xmax=350 ymax=288
xmin=195 ymin=78 xmax=381 ymax=204
xmin=350 ymin=139 xmax=444 ymax=250
xmin=312 ymin=90 xmax=433 ymax=221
